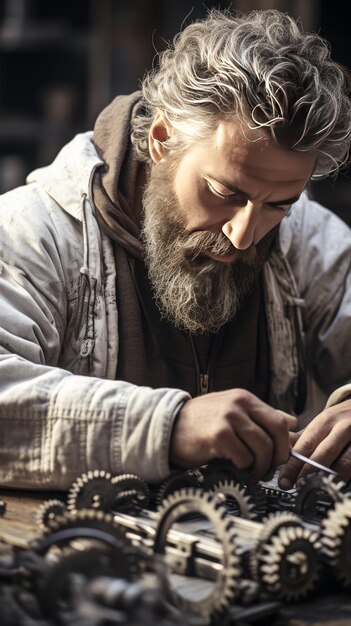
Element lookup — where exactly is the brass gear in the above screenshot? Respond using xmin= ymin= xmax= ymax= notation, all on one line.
xmin=36 ymin=499 xmax=67 ymax=531
xmin=320 ymin=497 xmax=351 ymax=586
xmin=154 ymin=487 xmax=240 ymax=620
xmin=251 ymin=511 xmax=320 ymax=602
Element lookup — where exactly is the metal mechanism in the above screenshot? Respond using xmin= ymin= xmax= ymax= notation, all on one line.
xmin=67 ymin=469 xmax=150 ymax=514
xmin=293 ymin=473 xmax=347 ymax=523
xmin=154 ymin=488 xmax=241 ymax=620
xmin=320 ymin=498 xmax=351 ymax=587
xmin=36 ymin=498 xmax=67 ymax=531
xmin=248 ymin=511 xmax=320 ymax=602
xmin=1 ymin=467 xmax=351 ymax=625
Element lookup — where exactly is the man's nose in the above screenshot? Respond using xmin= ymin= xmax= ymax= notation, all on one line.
xmin=221 ymin=201 xmax=258 ymax=250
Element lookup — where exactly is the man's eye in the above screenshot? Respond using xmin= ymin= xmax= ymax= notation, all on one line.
xmin=267 ymin=203 xmax=292 ymax=215
xmin=206 ymin=181 xmax=236 ymax=200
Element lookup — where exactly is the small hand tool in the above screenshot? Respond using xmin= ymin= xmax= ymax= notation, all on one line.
xmin=289 ymin=449 xmax=337 ymax=476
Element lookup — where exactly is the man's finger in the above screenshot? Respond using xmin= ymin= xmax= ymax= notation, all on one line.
xmin=276 ymin=409 xmax=298 ymax=430
xmin=278 ymin=454 xmax=304 ymax=490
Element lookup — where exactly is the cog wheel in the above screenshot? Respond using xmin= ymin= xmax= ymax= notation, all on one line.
xmin=207 ymin=477 xmax=258 ymax=520
xmin=36 ymin=499 xmax=67 ymax=531
xmin=111 ymin=473 xmax=150 ymax=512
xmin=294 ymin=473 xmax=346 ymax=522
xmin=201 ymin=459 xmax=247 ymax=483
xmin=67 ymin=469 xmax=116 ymax=512
xmin=251 ymin=512 xmax=320 ymax=602
xmin=32 ymin=508 xmax=141 ymax=578
xmin=320 ymin=498 xmax=351 ymax=586
xmin=35 ymin=544 xmax=126 ymax=619
xmin=154 ymin=487 xmax=240 ymax=620
xmin=155 ymin=470 xmax=200 ymax=508
xmin=203 ymin=462 xmax=267 ymax=520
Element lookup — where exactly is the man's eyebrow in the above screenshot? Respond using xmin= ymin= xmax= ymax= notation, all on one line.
xmin=206 ymin=174 xmax=301 ymax=206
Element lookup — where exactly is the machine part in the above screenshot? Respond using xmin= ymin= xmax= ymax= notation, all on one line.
xmin=67 ymin=469 xmax=116 ymax=512
xmin=320 ymin=498 xmax=351 ymax=586
xmin=67 ymin=470 xmax=150 ymax=514
xmin=156 ymin=471 xmax=200 ymax=508
xmin=259 ymin=485 xmax=296 ymax=515
xmin=31 ymin=509 xmax=141 ymax=581
xmin=207 ymin=477 xmax=259 ymax=520
xmin=34 ymin=545 xmax=129 ymax=619
xmin=203 ymin=462 xmax=267 ymax=520
xmin=251 ymin=511 xmax=320 ymax=602
xmin=154 ymin=488 xmax=241 ymax=620
xmin=201 ymin=459 xmax=247 ymax=484
xmin=36 ymin=499 xmax=67 ymax=531
xmin=294 ymin=473 xmax=346 ymax=522
xmin=111 ymin=473 xmax=151 ymax=512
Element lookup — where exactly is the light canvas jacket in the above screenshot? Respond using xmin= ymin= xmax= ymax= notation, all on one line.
xmin=0 ymin=132 xmax=351 ymax=490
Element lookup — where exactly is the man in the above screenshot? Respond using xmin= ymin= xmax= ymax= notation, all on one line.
xmin=0 ymin=8 xmax=351 ymax=491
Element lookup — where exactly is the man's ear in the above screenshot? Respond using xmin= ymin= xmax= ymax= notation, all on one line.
xmin=149 ymin=112 xmax=170 ymax=163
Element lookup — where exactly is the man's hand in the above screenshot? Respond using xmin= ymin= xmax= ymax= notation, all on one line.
xmin=278 ymin=398 xmax=351 ymax=490
xmin=169 ymin=389 xmax=297 ymax=480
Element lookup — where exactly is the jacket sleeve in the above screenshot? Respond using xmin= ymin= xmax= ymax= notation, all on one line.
xmin=0 ymin=186 xmax=190 ymax=490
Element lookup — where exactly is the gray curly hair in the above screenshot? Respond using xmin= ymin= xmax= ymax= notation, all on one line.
xmin=131 ymin=9 xmax=351 ymax=178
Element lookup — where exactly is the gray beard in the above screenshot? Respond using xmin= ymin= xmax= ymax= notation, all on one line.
xmin=141 ymin=161 xmax=274 ymax=335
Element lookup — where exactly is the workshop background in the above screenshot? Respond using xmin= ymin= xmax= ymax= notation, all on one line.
xmin=0 ymin=0 xmax=350 ymax=225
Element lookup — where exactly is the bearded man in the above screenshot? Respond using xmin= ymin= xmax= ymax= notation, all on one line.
xmin=0 ymin=9 xmax=351 ymax=490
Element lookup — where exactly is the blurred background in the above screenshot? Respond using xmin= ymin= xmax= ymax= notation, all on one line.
xmin=0 ymin=0 xmax=350 ymax=224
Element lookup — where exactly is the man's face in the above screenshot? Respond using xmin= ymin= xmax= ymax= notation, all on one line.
xmin=142 ymin=119 xmax=315 ymax=334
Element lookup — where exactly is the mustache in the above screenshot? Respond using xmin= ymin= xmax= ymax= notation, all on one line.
xmin=180 ymin=229 xmax=257 ymax=263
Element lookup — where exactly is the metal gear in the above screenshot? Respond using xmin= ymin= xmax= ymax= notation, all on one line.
xmin=320 ymin=497 xmax=351 ymax=586
xmin=294 ymin=473 xmax=346 ymax=522
xmin=27 ymin=508 xmax=143 ymax=618
xmin=34 ymin=544 xmax=127 ymax=619
xmin=155 ymin=471 xmax=200 ymax=508
xmin=154 ymin=487 xmax=240 ymax=620
xmin=201 ymin=458 xmax=247 ymax=483
xmin=207 ymin=477 xmax=259 ymax=520
xmin=36 ymin=499 xmax=67 ymax=531
xmin=66 ymin=469 xmax=116 ymax=512
xmin=32 ymin=508 xmax=141 ymax=577
xmin=111 ymin=473 xmax=151 ymax=512
xmin=203 ymin=463 xmax=267 ymax=520
xmin=250 ymin=511 xmax=320 ymax=602
xmin=67 ymin=470 xmax=151 ymax=514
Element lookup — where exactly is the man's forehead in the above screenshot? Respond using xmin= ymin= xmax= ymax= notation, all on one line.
xmin=202 ymin=119 xmax=316 ymax=183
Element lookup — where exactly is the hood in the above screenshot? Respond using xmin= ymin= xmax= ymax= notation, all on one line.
xmin=91 ymin=91 xmax=145 ymax=259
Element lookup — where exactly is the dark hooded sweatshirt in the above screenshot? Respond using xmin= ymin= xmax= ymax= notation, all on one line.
xmin=92 ymin=92 xmax=271 ymax=399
